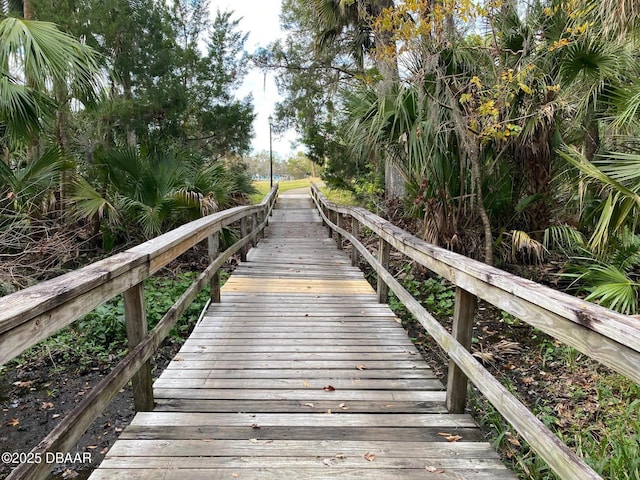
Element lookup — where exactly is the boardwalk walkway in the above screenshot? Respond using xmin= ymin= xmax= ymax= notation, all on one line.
xmin=88 ymin=190 xmax=516 ymax=479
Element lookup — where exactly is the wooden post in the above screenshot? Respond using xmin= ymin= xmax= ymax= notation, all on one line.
xmin=351 ymin=218 xmax=359 ymax=267
xmin=123 ymin=283 xmax=154 ymax=412
xmin=446 ymin=287 xmax=477 ymax=413
xmin=240 ymin=217 xmax=248 ymax=262
xmin=251 ymin=213 xmax=258 ymax=248
xmin=336 ymin=213 xmax=344 ymax=250
xmin=208 ymin=232 xmax=221 ymax=303
xmin=377 ymin=238 xmax=390 ymax=303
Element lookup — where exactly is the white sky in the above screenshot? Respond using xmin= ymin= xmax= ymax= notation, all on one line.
xmin=208 ymin=0 xmax=299 ymax=159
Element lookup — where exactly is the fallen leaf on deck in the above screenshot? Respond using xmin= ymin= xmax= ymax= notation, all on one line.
xmin=303 ymin=403 xmax=315 ymax=408
xmin=249 ymin=438 xmax=259 ymax=444
xmin=251 ymin=424 xmax=261 ymax=429
xmin=363 ymin=452 xmax=376 ymax=462
xmin=323 ymin=385 xmax=335 ymax=391
xmin=446 ymin=435 xmax=462 ymax=442
xmin=425 ymin=466 xmax=445 ymax=473
xmin=322 ymin=457 xmax=336 ymax=466
xmin=356 ymin=364 xmax=366 ymax=370
xmin=231 ymin=473 xmax=239 ymax=478
xmin=303 ymin=380 xmax=310 ymax=387
xmin=335 ymin=453 xmax=346 ymax=459
xmin=174 ymin=356 xmax=184 ymax=361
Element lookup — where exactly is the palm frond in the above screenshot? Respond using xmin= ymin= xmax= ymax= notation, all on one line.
xmin=0 ymin=17 xmax=102 ymax=93
xmin=583 ymin=264 xmax=639 ymax=314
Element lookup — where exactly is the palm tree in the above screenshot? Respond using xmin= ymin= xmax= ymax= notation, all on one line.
xmin=309 ymin=0 xmax=404 ymax=197
xmin=0 ymin=16 xmax=101 ymax=147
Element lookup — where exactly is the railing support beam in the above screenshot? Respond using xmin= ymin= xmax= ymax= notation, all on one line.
xmin=208 ymin=232 xmax=221 ymax=303
xmin=377 ymin=238 xmax=390 ymax=303
xmin=336 ymin=213 xmax=344 ymax=249
xmin=240 ymin=217 xmax=248 ymax=262
xmin=351 ymin=219 xmax=359 ymax=267
xmin=123 ymin=283 xmax=154 ymax=412
xmin=446 ymin=287 xmax=477 ymax=413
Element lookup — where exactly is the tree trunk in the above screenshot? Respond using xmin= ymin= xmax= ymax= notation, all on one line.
xmin=23 ymin=0 xmax=34 ymax=19
xmin=371 ymin=0 xmax=405 ymax=199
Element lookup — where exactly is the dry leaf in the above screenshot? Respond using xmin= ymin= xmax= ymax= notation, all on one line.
xmin=507 ymin=436 xmax=521 ymax=447
xmin=335 ymin=453 xmax=346 ymax=459
xmin=326 ymin=409 xmax=332 ymax=415
xmin=249 ymin=438 xmax=259 ymax=444
xmin=86 ymin=445 xmax=98 ymax=450
xmin=425 ymin=466 xmax=445 ymax=473
xmin=174 ymin=356 xmax=184 ymax=361
xmin=7 ymin=418 xmax=19 ymax=427
xmin=61 ymin=469 xmax=79 ymax=479
xmin=303 ymin=380 xmax=310 ymax=388
xmin=323 ymin=385 xmax=335 ymax=391
xmin=322 ymin=457 xmax=335 ymax=467
xmin=232 ymin=473 xmax=239 ymax=478
xmin=355 ymin=364 xmax=366 ymax=370
xmin=437 ymin=432 xmax=453 ymax=437
xmin=99 ymin=447 xmax=109 ymax=455
xmin=363 ymin=452 xmax=376 ymax=462
xmin=40 ymin=402 xmax=54 ymax=410
xmin=251 ymin=424 xmax=261 ymax=430
xmin=303 ymin=402 xmax=315 ymax=408
xmin=13 ymin=381 xmax=33 ymax=388
xmin=446 ymin=435 xmax=462 ymax=442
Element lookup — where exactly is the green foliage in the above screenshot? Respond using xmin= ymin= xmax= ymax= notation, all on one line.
xmin=388 ymin=265 xmax=455 ymax=321
xmin=77 ymin=272 xmax=213 ymax=351
xmin=70 ymin=146 xmax=255 ymax=242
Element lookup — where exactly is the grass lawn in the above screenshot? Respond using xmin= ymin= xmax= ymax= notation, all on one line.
xmin=251 ymin=178 xmax=358 ymax=206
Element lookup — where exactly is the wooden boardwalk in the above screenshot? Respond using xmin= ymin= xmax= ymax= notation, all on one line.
xmin=89 ymin=190 xmax=516 ymax=479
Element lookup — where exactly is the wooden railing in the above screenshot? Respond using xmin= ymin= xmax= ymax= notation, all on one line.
xmin=0 ymin=185 xmax=278 ymax=480
xmin=310 ymin=183 xmax=640 ymax=480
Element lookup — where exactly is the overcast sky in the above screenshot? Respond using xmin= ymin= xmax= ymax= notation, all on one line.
xmin=208 ymin=0 xmax=298 ymax=158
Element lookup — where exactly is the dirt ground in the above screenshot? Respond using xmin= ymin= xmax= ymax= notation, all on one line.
xmin=0 ymin=342 xmax=180 ymax=480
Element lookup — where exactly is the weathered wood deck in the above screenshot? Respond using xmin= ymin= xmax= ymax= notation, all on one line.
xmin=88 ymin=190 xmax=516 ymax=479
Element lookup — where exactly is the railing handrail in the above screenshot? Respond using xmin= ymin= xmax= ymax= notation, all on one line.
xmin=0 ymin=186 xmax=278 ymax=365
xmin=310 ymin=182 xmax=640 ymax=480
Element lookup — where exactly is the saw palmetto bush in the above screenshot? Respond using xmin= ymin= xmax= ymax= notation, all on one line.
xmin=70 ymin=146 xmax=255 ymax=244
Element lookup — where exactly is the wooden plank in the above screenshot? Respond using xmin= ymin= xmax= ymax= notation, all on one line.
xmin=118 ymin=425 xmax=485 ymax=442
xmin=157 ymin=368 xmax=438 ymax=380
xmin=128 ymin=412 xmax=471 ymax=428
xmin=98 ymin=456 xmax=507 ymax=470
xmin=178 ymin=345 xmax=419 ymax=353
xmin=153 ymin=399 xmax=449 ymax=414
xmin=151 ymin=378 xmax=444 ymax=391
xmin=163 ymin=360 xmax=431 ymax=370
xmin=89 ymin=468 xmax=516 ymax=480
xmin=103 ymin=439 xmax=498 ymax=458
xmin=152 ymin=389 xmax=446 ymax=402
